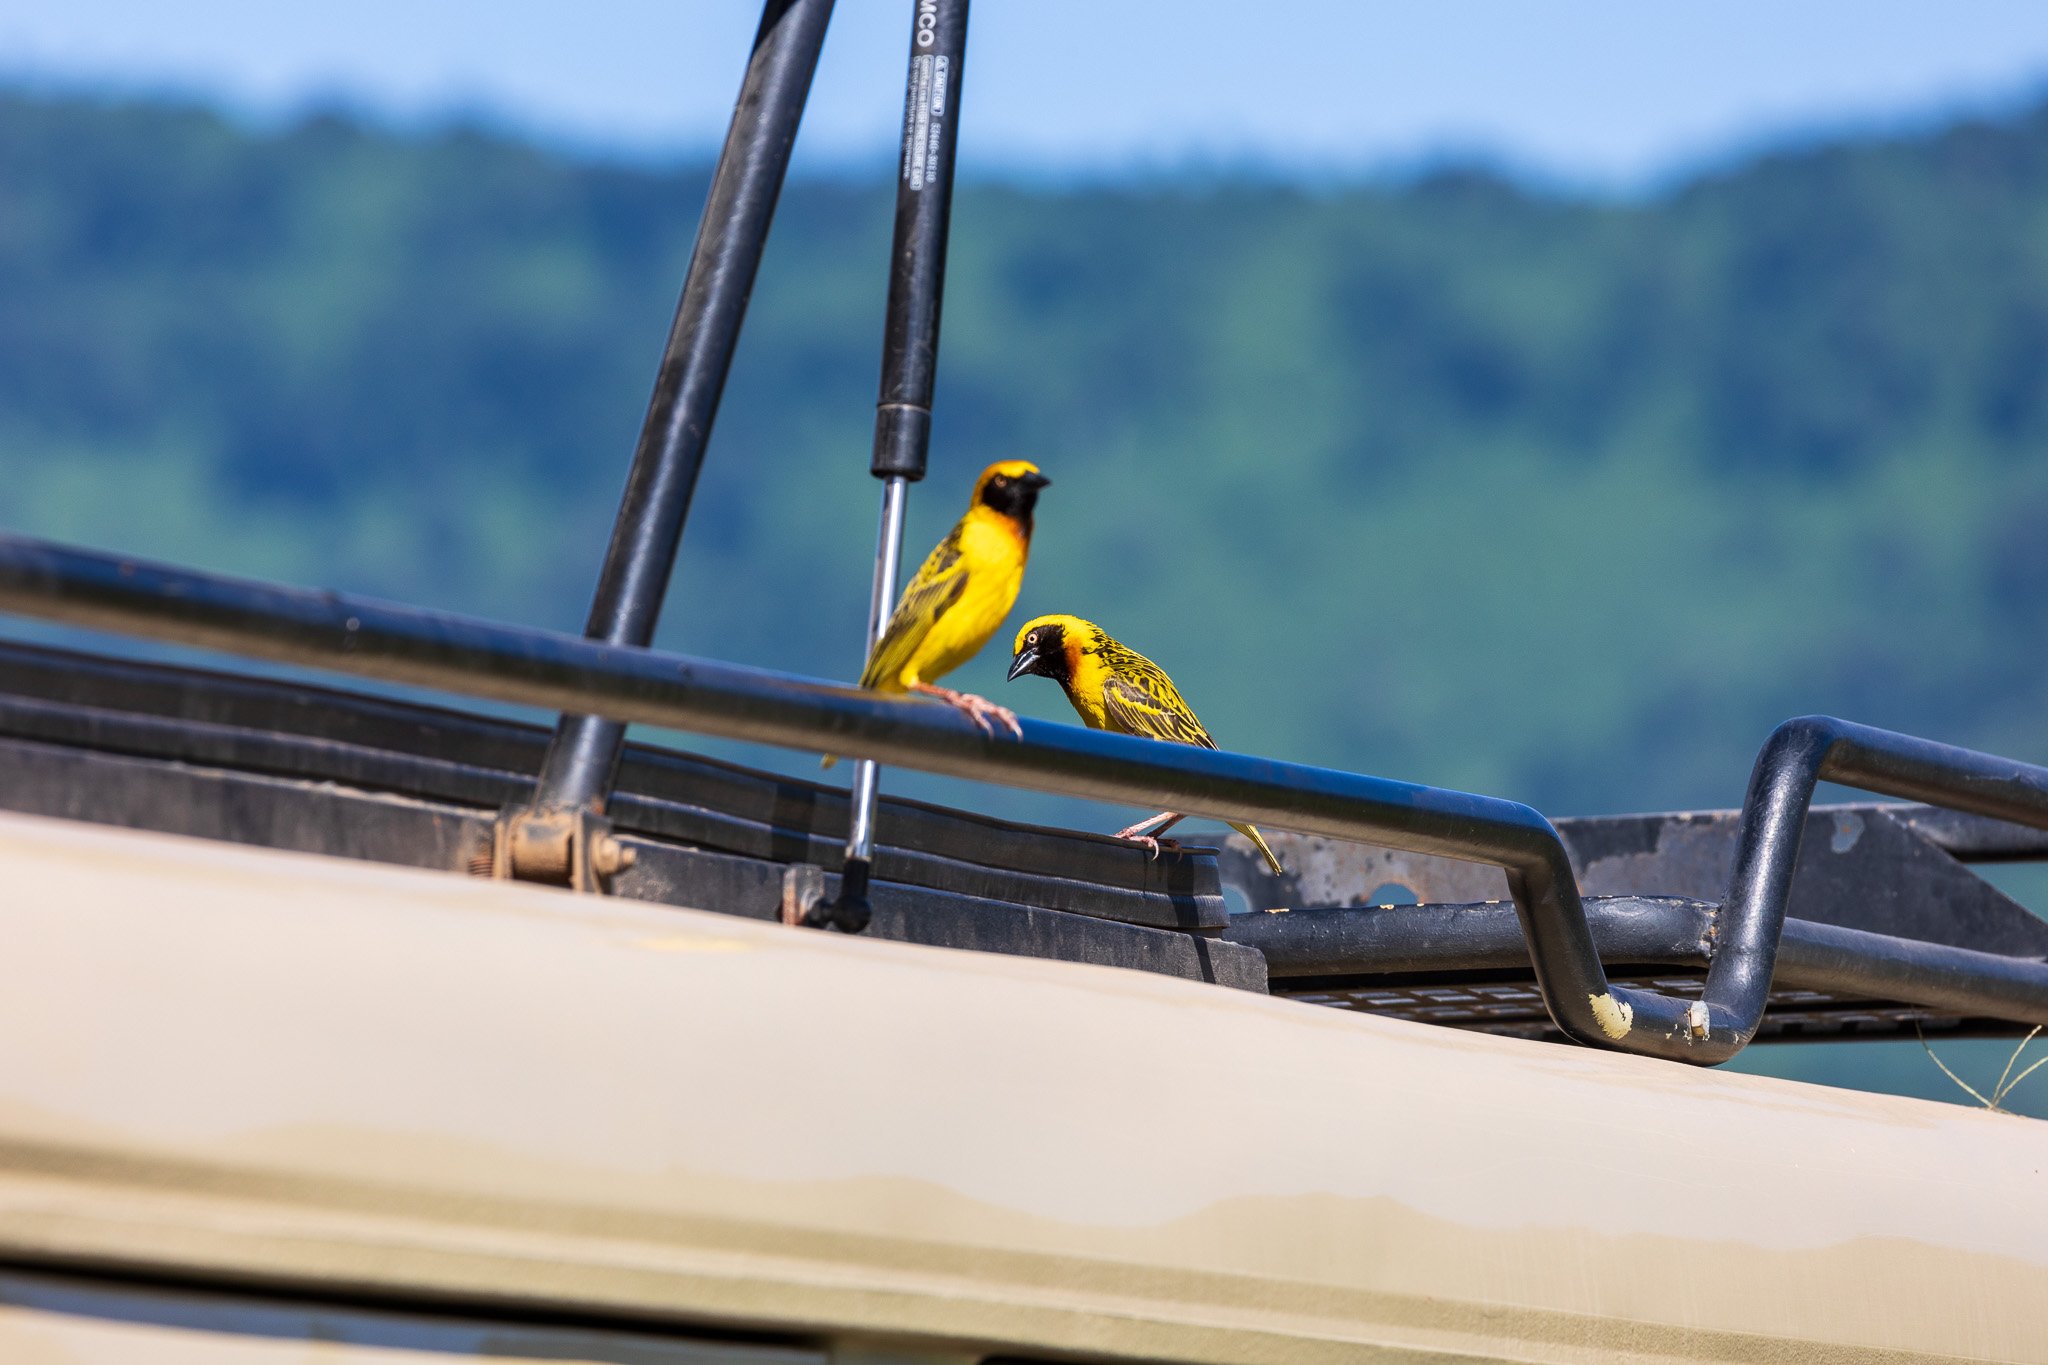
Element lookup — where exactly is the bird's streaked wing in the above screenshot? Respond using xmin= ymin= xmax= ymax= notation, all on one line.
xmin=1099 ymin=662 xmax=1216 ymax=749
xmin=859 ymin=527 xmax=969 ymax=689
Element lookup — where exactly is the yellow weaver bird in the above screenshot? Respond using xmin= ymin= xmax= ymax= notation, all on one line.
xmin=1007 ymin=614 xmax=1286 ymax=876
xmin=824 ymin=460 xmax=1050 ymax=766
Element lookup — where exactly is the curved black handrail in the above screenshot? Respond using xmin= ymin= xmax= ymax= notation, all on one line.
xmin=3 ymin=532 xmax=2047 ymax=1061
xmin=1707 ymin=717 xmax=2048 ymax=1053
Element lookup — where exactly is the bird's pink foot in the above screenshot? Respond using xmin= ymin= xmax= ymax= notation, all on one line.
xmin=1117 ymin=812 xmax=1184 ymax=840
xmin=913 ymin=683 xmax=1023 ymax=739
xmin=1115 ymin=833 xmax=1185 ymax=861
xmin=1114 ymin=816 xmax=1185 ymax=860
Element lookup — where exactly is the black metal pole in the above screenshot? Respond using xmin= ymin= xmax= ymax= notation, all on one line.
xmin=533 ymin=0 xmax=835 ymax=817
xmin=827 ymin=0 xmax=971 ymax=931
xmin=873 ymin=0 xmax=969 ymax=485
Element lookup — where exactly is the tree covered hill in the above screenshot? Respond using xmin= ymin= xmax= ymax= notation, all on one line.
xmin=5 ymin=88 xmax=2048 ymax=824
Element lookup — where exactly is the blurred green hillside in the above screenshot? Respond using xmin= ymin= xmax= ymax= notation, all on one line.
xmin=5 ymin=87 xmax=2048 ymax=833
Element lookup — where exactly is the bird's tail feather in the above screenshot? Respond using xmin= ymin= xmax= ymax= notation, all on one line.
xmin=1232 ymin=823 xmax=1286 ymax=878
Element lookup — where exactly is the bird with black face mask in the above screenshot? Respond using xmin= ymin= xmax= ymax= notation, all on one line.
xmin=1008 ymin=614 xmax=1285 ymax=875
xmin=824 ymin=460 xmax=1051 ymax=766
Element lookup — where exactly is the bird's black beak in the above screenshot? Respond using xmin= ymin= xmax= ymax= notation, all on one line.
xmin=1019 ymin=472 xmax=1051 ymax=490
xmin=1007 ymin=646 xmax=1041 ymax=682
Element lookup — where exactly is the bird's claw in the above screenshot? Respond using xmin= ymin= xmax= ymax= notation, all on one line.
xmin=1113 ymin=824 xmax=1182 ymax=861
xmin=990 ymin=703 xmax=1025 ymax=740
xmin=956 ymin=692 xmax=1022 ymax=740
xmin=913 ymin=684 xmax=1022 ymax=741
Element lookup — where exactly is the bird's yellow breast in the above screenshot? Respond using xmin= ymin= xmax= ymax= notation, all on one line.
xmin=892 ymin=508 xmax=1028 ymax=689
xmin=1061 ymin=645 xmax=1114 ymax=728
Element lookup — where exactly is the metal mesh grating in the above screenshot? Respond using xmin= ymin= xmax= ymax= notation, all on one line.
xmin=1278 ymin=975 xmax=1995 ymax=1041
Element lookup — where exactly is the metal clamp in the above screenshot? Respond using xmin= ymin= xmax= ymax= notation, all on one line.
xmin=489 ymin=804 xmax=636 ymax=893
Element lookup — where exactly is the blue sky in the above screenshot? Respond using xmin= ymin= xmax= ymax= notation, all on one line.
xmin=7 ymin=2 xmax=2048 ymax=184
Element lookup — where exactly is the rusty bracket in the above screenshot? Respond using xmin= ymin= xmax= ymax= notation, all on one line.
xmin=779 ymin=863 xmax=826 ymax=926
xmin=776 ymin=861 xmax=870 ymax=932
xmin=486 ymin=804 xmax=636 ymax=892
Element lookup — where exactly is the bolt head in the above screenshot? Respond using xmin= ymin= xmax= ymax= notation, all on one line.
xmin=591 ymin=833 xmax=635 ymax=877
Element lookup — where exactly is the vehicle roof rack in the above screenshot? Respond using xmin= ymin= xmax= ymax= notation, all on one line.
xmin=1 ymin=533 xmax=2045 ymax=1063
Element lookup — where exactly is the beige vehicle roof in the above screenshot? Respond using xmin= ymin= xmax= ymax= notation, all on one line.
xmin=0 ymin=807 xmax=2042 ymax=1363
